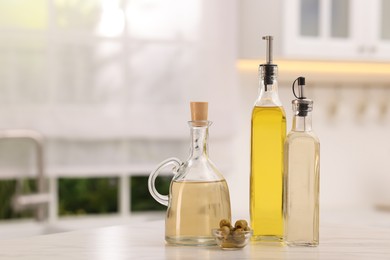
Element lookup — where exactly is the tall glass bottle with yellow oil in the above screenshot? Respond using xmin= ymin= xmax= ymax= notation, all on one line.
xmin=250 ymin=36 xmax=286 ymax=241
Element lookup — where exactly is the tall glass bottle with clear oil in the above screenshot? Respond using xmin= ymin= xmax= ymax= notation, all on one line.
xmin=284 ymin=77 xmax=320 ymax=246
xmin=250 ymin=36 xmax=286 ymax=241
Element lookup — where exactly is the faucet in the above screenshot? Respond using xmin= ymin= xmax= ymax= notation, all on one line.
xmin=0 ymin=129 xmax=50 ymax=221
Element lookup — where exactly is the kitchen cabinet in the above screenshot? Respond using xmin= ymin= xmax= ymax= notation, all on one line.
xmin=282 ymin=0 xmax=390 ymax=61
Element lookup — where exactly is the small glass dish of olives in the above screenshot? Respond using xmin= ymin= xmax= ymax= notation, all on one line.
xmin=212 ymin=219 xmax=253 ymax=250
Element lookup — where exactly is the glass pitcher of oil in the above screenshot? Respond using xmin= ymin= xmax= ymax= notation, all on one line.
xmin=148 ymin=102 xmax=231 ymax=246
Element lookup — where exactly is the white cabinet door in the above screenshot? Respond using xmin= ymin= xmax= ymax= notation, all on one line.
xmin=371 ymin=0 xmax=390 ymax=60
xmin=283 ymin=0 xmax=361 ymax=60
xmin=283 ymin=0 xmax=390 ymax=61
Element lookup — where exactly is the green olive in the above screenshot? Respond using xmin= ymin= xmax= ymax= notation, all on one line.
xmin=220 ymin=226 xmax=230 ymax=239
xmin=219 ymin=219 xmax=232 ymax=229
xmin=232 ymin=228 xmax=245 ymax=243
xmin=234 ymin=220 xmax=248 ymax=230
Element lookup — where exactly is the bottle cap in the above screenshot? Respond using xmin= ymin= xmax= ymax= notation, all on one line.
xmin=292 ymin=77 xmax=313 ymax=116
xmin=190 ymin=102 xmax=208 ymax=126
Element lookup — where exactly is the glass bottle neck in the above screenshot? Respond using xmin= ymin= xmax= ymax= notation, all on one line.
xmin=188 ymin=122 xmax=210 ymax=159
xmin=292 ymin=112 xmax=312 ymax=132
xmin=255 ymin=79 xmax=283 ymax=107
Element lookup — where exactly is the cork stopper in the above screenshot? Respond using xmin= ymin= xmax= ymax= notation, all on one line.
xmin=190 ymin=102 xmax=208 ymax=126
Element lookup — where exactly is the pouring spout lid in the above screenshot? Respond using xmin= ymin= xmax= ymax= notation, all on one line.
xmin=291 ymin=77 xmax=313 ymax=116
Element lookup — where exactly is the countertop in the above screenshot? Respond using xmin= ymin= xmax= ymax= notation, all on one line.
xmin=0 ymin=208 xmax=389 ymax=260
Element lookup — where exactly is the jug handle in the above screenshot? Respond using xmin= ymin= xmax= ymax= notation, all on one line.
xmin=148 ymin=157 xmax=182 ymax=206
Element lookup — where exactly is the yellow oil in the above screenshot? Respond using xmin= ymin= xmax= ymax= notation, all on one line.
xmin=250 ymin=106 xmax=286 ymax=241
xmin=165 ymin=180 xmax=231 ymax=246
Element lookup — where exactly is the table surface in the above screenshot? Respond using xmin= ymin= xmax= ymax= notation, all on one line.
xmin=0 ymin=208 xmax=389 ymax=260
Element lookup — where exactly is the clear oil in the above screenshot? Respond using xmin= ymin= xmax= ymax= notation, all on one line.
xmin=284 ymin=132 xmax=320 ymax=246
xmin=165 ymin=180 xmax=231 ymax=246
xmin=250 ymin=106 xmax=286 ymax=241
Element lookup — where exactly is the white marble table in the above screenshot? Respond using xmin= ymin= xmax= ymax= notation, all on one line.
xmin=0 ymin=208 xmax=389 ymax=260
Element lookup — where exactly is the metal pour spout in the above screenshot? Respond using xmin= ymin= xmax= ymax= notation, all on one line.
xmin=262 ymin=35 xmax=273 ymax=65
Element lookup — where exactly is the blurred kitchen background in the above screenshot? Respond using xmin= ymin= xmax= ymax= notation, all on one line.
xmin=0 ymin=0 xmax=390 ymax=239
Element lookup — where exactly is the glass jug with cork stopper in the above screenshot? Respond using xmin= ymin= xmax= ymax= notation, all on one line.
xmin=148 ymin=102 xmax=232 ymax=246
